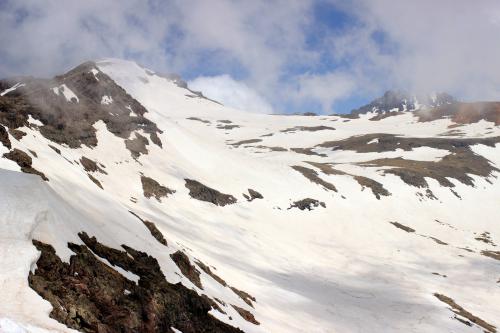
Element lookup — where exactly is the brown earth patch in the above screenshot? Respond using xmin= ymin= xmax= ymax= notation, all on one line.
xmin=305 ymin=162 xmax=391 ymax=199
xmin=184 ymin=179 xmax=237 ymax=206
xmin=3 ymin=148 xmax=48 ymax=180
xmin=230 ymin=287 xmax=256 ymax=308
xmin=195 ymin=260 xmax=228 ymax=287
xmin=360 ymin=150 xmax=498 ymax=188
xmin=129 ymin=211 xmax=168 ymax=246
xmin=141 ymin=175 xmax=175 ymax=202
xmin=353 ymin=175 xmax=391 ymax=199
xmin=434 ymin=293 xmax=496 ymax=333
xmin=29 ymin=233 xmax=243 ymax=333
xmin=231 ymin=305 xmax=260 ymax=325
xmin=291 ymin=165 xmax=337 ymax=192
xmin=170 ymin=250 xmax=203 ymax=289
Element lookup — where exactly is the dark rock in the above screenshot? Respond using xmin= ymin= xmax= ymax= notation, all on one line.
xmin=141 ymin=176 xmax=174 ymax=202
xmin=230 ymin=287 xmax=256 ymax=308
xmin=0 ymin=125 xmax=11 ymax=148
xmin=291 ymin=166 xmax=337 ymax=192
xmin=125 ymin=132 xmax=149 ymax=158
xmin=195 ymin=260 xmax=227 ymax=287
xmin=3 ymin=148 xmax=48 ymax=180
xmin=281 ymin=126 xmax=335 ymax=133
xmin=243 ymin=189 xmax=263 ymax=202
xmin=170 ymin=250 xmax=203 ymax=289
xmin=29 ymin=233 xmax=244 ymax=333
xmin=87 ymin=174 xmax=103 ymax=189
xmin=434 ymin=293 xmax=496 ymax=333
xmin=185 ymin=179 xmax=237 ymax=206
xmin=129 ymin=211 xmax=168 ymax=246
xmin=288 ymin=198 xmax=326 ymax=211
xmin=8 ymin=128 xmax=26 ymax=140
xmin=230 ymin=139 xmax=262 ymax=147
xmin=389 ymin=221 xmax=415 ymax=233
xmin=231 ymin=305 xmax=260 ymax=325
xmin=0 ymin=61 xmax=162 ymax=151
xmin=80 ymin=156 xmax=106 ymax=174
xmin=48 ymin=144 xmax=61 ymax=154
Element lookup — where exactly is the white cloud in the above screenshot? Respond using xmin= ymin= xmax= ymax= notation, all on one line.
xmin=290 ymin=72 xmax=357 ymax=113
xmin=188 ymin=75 xmax=274 ymax=114
xmin=329 ymin=0 xmax=500 ymax=101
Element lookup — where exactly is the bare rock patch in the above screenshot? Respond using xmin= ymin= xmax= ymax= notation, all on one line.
xmin=185 ymin=179 xmax=237 ymax=206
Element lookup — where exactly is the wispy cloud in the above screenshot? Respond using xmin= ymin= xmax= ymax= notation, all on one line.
xmin=1 ymin=0 xmax=499 ymax=114
xmin=188 ymin=75 xmax=274 ymax=114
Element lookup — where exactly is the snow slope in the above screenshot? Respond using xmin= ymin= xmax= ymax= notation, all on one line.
xmin=1 ymin=59 xmax=499 ymax=333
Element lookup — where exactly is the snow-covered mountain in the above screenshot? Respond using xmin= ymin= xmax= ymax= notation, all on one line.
xmin=350 ymin=90 xmax=456 ymax=116
xmin=1 ymin=59 xmax=499 ymax=333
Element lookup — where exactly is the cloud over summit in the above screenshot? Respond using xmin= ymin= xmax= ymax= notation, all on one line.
xmin=1 ymin=0 xmax=499 ymax=114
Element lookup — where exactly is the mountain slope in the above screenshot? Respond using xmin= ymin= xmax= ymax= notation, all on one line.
xmin=1 ymin=59 xmax=500 ymax=333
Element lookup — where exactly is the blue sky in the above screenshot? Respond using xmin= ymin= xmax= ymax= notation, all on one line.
xmin=1 ymin=0 xmax=500 ymax=114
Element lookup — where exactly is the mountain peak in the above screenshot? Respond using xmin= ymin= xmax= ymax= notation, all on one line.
xmin=351 ymin=90 xmax=456 ymax=115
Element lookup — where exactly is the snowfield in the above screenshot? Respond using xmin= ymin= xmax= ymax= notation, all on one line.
xmin=0 ymin=59 xmax=499 ymax=333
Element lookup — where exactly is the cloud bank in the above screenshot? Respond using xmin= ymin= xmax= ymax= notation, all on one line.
xmin=1 ymin=0 xmax=500 ymax=114
xmin=189 ymin=75 xmax=274 ymax=114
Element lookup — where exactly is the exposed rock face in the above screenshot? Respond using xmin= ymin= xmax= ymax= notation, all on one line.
xmin=0 ymin=125 xmax=11 ymax=148
xmin=8 ymin=128 xmax=26 ymax=140
xmin=170 ymin=250 xmax=203 ymax=289
xmin=3 ymin=148 xmax=48 ymax=180
xmin=243 ymin=189 xmax=263 ymax=202
xmin=351 ymin=90 xmax=456 ymax=116
xmin=230 ymin=139 xmax=262 ymax=147
xmin=390 ymin=221 xmax=416 ymax=233
xmin=29 ymin=233 xmax=244 ymax=333
xmin=0 ymin=62 xmax=162 ymax=150
xmin=281 ymin=125 xmax=335 ymax=133
xmin=230 ymin=287 xmax=256 ymax=308
xmin=125 ymin=132 xmax=149 ymax=158
xmin=141 ymin=175 xmax=174 ymax=202
xmin=305 ymin=162 xmax=391 ymax=200
xmin=291 ymin=166 xmax=337 ymax=192
xmin=416 ymin=101 xmax=500 ymax=125
xmin=129 ymin=211 xmax=168 ymax=246
xmin=87 ymin=174 xmax=103 ymax=189
xmin=289 ymin=198 xmax=326 ymax=211
xmin=185 ymin=179 xmax=237 ymax=206
xmin=195 ymin=260 xmax=227 ymax=287
xmin=318 ymin=134 xmax=500 ymax=189
xmin=434 ymin=293 xmax=496 ymax=333
xmin=80 ymin=156 xmax=106 ymax=174
xmin=231 ymin=305 xmax=260 ymax=325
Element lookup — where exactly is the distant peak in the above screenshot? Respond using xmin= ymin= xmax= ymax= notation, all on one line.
xmin=351 ymin=90 xmax=456 ymax=115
